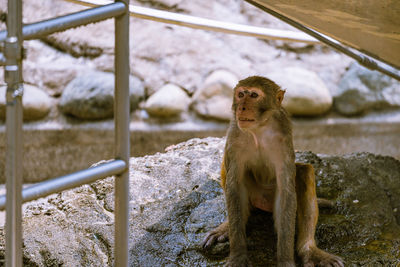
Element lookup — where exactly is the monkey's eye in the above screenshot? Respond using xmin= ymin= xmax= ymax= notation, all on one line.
xmin=250 ymin=92 xmax=258 ymax=98
xmin=238 ymin=92 xmax=245 ymax=98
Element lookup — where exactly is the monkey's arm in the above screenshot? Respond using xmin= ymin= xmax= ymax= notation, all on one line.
xmin=274 ymin=162 xmax=297 ymax=266
xmin=224 ymin=161 xmax=252 ymax=265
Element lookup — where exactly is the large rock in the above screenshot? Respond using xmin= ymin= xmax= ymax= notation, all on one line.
xmin=1 ymin=137 xmax=399 ymax=265
xmin=334 ymin=62 xmax=400 ymax=116
xmin=59 ymin=71 xmax=145 ymax=120
xmin=191 ymin=70 xmax=238 ymax=121
xmin=0 ymin=84 xmax=52 ymax=121
xmin=144 ymin=83 xmax=190 ymax=118
xmin=267 ymin=67 xmax=333 ymax=116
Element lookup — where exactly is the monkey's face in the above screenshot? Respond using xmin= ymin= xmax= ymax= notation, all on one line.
xmin=233 ymin=86 xmax=266 ymax=130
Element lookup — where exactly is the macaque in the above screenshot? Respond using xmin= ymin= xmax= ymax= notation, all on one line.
xmin=202 ymin=76 xmax=343 ymax=267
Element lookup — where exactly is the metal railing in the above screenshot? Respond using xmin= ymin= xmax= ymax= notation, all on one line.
xmin=65 ymin=0 xmax=320 ymax=44
xmin=0 ymin=0 xmax=130 ymax=266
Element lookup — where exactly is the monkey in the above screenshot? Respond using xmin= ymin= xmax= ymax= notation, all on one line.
xmin=201 ymin=76 xmax=343 ymax=267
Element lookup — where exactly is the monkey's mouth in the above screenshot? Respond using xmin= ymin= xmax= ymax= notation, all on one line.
xmin=238 ymin=117 xmax=255 ymax=122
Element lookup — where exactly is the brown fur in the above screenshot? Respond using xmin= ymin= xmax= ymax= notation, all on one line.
xmin=202 ymin=76 xmax=343 ymax=267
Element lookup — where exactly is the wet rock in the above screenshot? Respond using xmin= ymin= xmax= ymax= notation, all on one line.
xmin=334 ymin=62 xmax=400 ymax=116
xmin=191 ymin=70 xmax=238 ymax=121
xmin=267 ymin=67 xmax=333 ymax=116
xmin=59 ymin=71 xmax=145 ymax=120
xmin=1 ymin=137 xmax=398 ymax=266
xmin=0 ymin=84 xmax=52 ymax=121
xmin=144 ymin=83 xmax=190 ymax=117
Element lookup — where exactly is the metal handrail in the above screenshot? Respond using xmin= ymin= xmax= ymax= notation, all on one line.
xmin=0 ymin=160 xmax=127 ymax=210
xmin=1 ymin=1 xmax=130 ymax=266
xmin=0 ymin=2 xmax=126 ymax=42
xmin=65 ymin=0 xmax=320 ymax=44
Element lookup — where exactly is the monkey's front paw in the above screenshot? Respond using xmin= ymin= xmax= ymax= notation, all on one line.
xmin=224 ymin=255 xmax=252 ymax=267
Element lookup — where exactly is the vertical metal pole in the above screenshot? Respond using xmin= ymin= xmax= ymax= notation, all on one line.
xmin=114 ymin=0 xmax=130 ymax=266
xmin=4 ymin=0 xmax=23 ymax=266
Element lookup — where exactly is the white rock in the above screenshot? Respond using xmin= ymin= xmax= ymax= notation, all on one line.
xmin=144 ymin=83 xmax=190 ymax=117
xmin=0 ymin=84 xmax=52 ymax=121
xmin=267 ymin=67 xmax=333 ymax=116
xmin=203 ymin=69 xmax=238 ymax=91
xmin=192 ymin=70 xmax=238 ymax=121
xmin=334 ymin=62 xmax=400 ymax=116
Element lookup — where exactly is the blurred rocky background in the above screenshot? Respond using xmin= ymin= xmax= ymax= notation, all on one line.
xmin=0 ymin=0 xmax=399 ymax=182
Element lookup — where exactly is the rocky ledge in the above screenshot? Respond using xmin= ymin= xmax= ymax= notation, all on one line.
xmin=0 ymin=137 xmax=399 ymax=266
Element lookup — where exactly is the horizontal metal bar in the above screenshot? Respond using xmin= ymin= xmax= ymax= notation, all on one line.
xmin=0 ymin=2 xmax=126 ymax=42
xmin=0 ymin=159 xmax=127 ymax=210
xmin=64 ymin=0 xmax=319 ymax=44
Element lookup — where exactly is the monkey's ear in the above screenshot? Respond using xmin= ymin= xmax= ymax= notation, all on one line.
xmin=276 ymin=89 xmax=285 ymax=105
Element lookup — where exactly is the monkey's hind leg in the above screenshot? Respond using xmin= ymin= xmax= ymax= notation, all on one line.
xmin=295 ymin=163 xmax=344 ymax=267
xmin=201 ymin=221 xmax=229 ymax=249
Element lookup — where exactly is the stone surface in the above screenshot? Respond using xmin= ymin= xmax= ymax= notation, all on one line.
xmin=1 ymin=137 xmax=399 ymax=266
xmin=59 ymin=71 xmax=145 ymax=120
xmin=0 ymin=84 xmax=52 ymax=121
xmin=267 ymin=67 xmax=333 ymax=116
xmin=144 ymin=83 xmax=190 ymax=117
xmin=23 ymin=40 xmax=93 ymax=97
xmin=22 ymin=0 xmax=109 ymax=58
xmin=191 ymin=70 xmax=238 ymax=121
xmin=334 ymin=62 xmax=400 ymax=116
